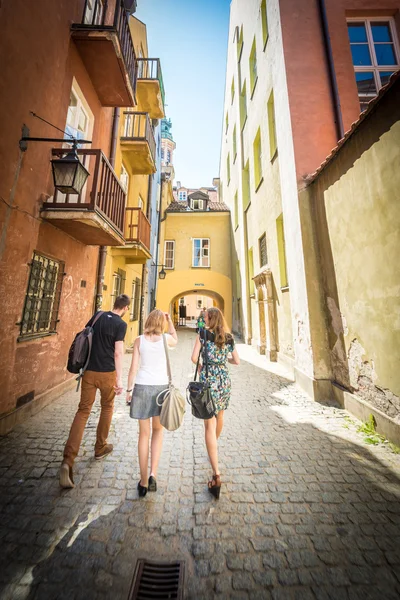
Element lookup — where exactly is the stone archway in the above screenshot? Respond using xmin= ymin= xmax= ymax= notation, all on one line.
xmin=253 ymin=269 xmax=278 ymax=361
xmin=169 ymin=289 xmax=225 ymax=327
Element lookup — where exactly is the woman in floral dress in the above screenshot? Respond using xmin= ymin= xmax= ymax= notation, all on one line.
xmin=191 ymin=307 xmax=240 ymax=498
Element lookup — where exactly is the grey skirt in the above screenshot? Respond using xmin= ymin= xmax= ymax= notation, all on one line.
xmin=130 ymin=383 xmax=168 ymax=420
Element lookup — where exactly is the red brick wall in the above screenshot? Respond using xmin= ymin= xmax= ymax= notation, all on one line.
xmin=280 ymin=0 xmax=400 ymax=180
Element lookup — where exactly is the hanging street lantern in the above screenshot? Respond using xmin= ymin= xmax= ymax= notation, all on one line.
xmin=19 ymin=122 xmax=92 ymax=195
xmin=151 ymin=263 xmax=167 ymax=280
xmin=51 ymin=143 xmax=90 ymax=195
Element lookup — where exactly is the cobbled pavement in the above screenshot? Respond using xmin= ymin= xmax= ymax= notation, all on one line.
xmin=0 ymin=330 xmax=400 ymax=600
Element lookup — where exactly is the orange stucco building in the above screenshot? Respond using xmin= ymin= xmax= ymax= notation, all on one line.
xmin=0 ymin=0 xmax=137 ymax=431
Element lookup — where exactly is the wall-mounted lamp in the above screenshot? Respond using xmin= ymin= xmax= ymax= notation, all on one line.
xmin=152 ymin=263 xmax=167 ymax=280
xmin=19 ymin=124 xmax=91 ymax=195
xmin=51 ymin=142 xmax=90 ymax=194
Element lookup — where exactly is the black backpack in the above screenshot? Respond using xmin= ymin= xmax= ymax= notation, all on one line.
xmin=67 ymin=311 xmax=104 ymax=390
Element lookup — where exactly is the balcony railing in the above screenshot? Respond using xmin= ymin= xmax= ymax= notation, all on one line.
xmin=72 ymin=0 xmax=136 ymax=106
xmin=121 ymin=111 xmax=156 ymax=164
xmin=136 ymin=58 xmax=165 ymax=117
xmin=125 ymin=207 xmax=151 ymax=251
xmin=45 ymin=149 xmax=126 ymax=237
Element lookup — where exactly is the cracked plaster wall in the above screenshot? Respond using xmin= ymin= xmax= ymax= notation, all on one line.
xmin=310 ymin=79 xmax=400 ymax=420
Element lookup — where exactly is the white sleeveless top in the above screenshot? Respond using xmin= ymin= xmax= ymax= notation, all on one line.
xmin=135 ymin=334 xmax=172 ymax=386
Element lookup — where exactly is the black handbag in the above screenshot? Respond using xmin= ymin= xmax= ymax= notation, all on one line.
xmin=186 ymin=329 xmax=216 ymax=420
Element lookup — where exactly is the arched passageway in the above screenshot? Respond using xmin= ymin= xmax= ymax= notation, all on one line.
xmin=169 ymin=289 xmax=225 ymax=327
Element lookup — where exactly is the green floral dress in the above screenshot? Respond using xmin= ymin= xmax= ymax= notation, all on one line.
xmin=199 ymin=330 xmax=235 ymax=414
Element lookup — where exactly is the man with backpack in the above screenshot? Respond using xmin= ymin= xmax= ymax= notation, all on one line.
xmin=59 ymin=294 xmax=131 ymax=489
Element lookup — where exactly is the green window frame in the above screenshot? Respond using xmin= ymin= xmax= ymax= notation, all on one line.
xmin=268 ymin=90 xmax=278 ymax=159
xmin=240 ymin=81 xmax=248 ymax=131
xmin=236 ymin=25 xmax=244 ymax=61
xmin=248 ymin=247 xmax=255 ymax=296
xmin=242 ymin=160 xmax=251 ymax=211
xmin=261 ymin=0 xmax=269 ymax=49
xmin=253 ymin=128 xmax=263 ymax=190
xmin=249 ymin=37 xmax=258 ymax=96
xmin=234 ymin=191 xmax=239 ymax=229
xmin=276 ymin=214 xmax=288 ymax=289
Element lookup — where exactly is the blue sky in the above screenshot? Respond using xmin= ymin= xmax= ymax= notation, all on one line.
xmin=135 ymin=0 xmax=231 ymax=188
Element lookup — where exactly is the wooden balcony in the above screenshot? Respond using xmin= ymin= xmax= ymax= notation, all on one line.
xmin=71 ymin=0 xmax=136 ymax=106
xmin=136 ymin=58 xmax=165 ymax=119
xmin=121 ymin=112 xmax=156 ymax=174
xmin=111 ymin=207 xmax=151 ymax=263
xmin=42 ymin=149 xmax=126 ymax=246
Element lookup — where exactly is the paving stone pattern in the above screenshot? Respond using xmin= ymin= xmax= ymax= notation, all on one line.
xmin=0 ymin=330 xmax=400 ymax=600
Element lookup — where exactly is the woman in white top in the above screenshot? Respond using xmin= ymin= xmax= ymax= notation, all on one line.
xmin=126 ymin=309 xmax=177 ymax=497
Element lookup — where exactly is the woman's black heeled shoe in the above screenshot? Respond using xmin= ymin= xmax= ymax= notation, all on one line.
xmin=137 ymin=481 xmax=148 ymax=497
xmin=148 ymin=475 xmax=157 ymax=492
xmin=208 ymin=474 xmax=221 ymax=499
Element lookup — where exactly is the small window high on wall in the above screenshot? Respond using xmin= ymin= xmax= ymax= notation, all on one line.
xmin=191 ymin=199 xmax=204 ymax=210
xmin=347 ymin=18 xmax=399 ymax=111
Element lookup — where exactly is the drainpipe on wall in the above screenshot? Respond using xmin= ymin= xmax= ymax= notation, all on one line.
xmin=109 ymin=108 xmax=120 ymax=167
xmin=152 ymin=175 xmax=166 ymax=310
xmin=95 ymin=108 xmax=120 ymax=311
xmin=139 ymin=174 xmax=154 ymax=333
xmin=318 ymin=0 xmax=345 ymax=141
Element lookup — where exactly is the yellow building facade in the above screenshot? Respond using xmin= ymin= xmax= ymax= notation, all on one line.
xmin=102 ymin=16 xmax=165 ymax=346
xmin=156 ymin=188 xmax=233 ymax=329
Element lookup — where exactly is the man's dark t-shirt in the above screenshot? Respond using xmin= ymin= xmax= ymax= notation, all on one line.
xmin=86 ymin=311 xmax=127 ymax=372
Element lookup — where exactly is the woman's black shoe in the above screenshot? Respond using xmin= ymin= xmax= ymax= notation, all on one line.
xmin=137 ymin=481 xmax=148 ymax=497
xmin=148 ymin=476 xmax=157 ymax=492
xmin=208 ymin=474 xmax=221 ymax=499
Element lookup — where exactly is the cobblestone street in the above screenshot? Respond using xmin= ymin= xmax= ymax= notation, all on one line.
xmin=1 ymin=330 xmax=400 ymax=600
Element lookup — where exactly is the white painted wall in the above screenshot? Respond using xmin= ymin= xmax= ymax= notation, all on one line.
xmin=220 ymin=0 xmax=315 ymax=378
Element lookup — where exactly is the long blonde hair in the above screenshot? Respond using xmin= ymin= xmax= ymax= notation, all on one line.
xmin=206 ymin=307 xmax=232 ymax=348
xmin=144 ymin=309 xmax=166 ymax=335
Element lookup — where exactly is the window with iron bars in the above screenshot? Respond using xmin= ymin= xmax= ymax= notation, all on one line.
xmin=19 ymin=252 xmax=64 ymax=340
xmin=259 ymin=233 xmax=268 ymax=267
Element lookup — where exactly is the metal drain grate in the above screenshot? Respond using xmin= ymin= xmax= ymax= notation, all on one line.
xmin=128 ymin=559 xmax=185 ymax=600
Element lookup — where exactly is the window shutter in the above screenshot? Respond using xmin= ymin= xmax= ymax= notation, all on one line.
xmin=118 ymin=268 xmax=126 ymax=294
xmin=133 ymin=277 xmax=141 ymax=321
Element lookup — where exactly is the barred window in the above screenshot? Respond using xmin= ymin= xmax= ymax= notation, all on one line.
xmin=259 ymin=233 xmax=268 ymax=267
xmin=19 ymin=252 xmax=64 ymax=340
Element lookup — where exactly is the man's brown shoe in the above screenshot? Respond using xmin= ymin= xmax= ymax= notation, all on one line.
xmin=95 ymin=443 xmax=113 ymax=460
xmin=59 ymin=463 xmax=75 ymax=489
